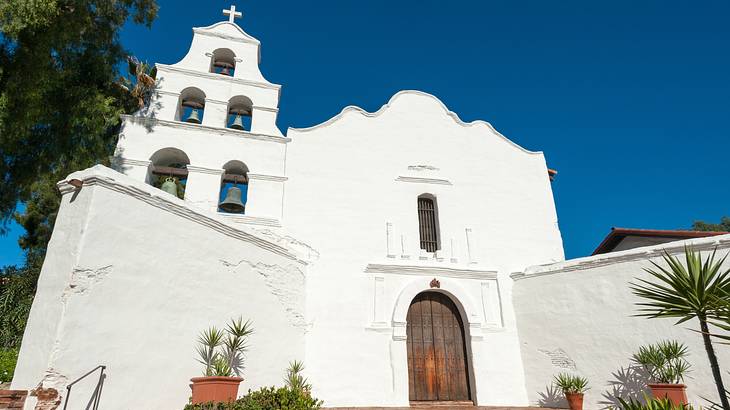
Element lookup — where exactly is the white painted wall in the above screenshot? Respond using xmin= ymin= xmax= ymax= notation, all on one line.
xmin=284 ymin=91 xmax=565 ymax=407
xmin=12 ymin=166 xmax=309 ymax=410
xmin=513 ymin=234 xmax=730 ymax=409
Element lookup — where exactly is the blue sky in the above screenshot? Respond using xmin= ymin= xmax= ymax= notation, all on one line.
xmin=1 ymin=0 xmax=729 ymax=265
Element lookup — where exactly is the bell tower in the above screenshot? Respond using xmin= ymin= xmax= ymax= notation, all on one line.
xmin=114 ymin=5 xmax=288 ymax=227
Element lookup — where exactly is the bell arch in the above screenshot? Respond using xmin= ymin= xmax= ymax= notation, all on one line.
xmin=148 ymin=148 xmax=190 ymax=199
xmin=210 ymin=48 xmax=236 ymax=76
xmin=218 ymin=160 xmax=249 ymax=214
xmin=177 ymin=87 xmax=206 ymax=123
xmin=226 ymin=96 xmax=253 ymax=131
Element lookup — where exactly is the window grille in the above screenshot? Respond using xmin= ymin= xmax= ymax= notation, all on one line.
xmin=418 ymin=197 xmax=439 ymax=252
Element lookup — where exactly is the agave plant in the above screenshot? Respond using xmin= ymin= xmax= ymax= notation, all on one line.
xmin=632 ymin=340 xmax=692 ymax=384
xmin=631 ymin=247 xmax=730 ymax=410
xmin=195 ymin=317 xmax=253 ymax=377
xmin=553 ymin=373 xmax=589 ymax=394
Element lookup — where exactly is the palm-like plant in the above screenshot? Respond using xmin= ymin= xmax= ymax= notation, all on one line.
xmin=617 ymin=395 xmax=696 ymax=410
xmin=631 ymin=246 xmax=730 ymax=410
xmin=285 ymin=360 xmax=312 ymax=393
xmin=195 ymin=317 xmax=253 ymax=377
xmin=119 ymin=56 xmax=158 ymax=109
xmin=632 ymin=340 xmax=691 ymax=384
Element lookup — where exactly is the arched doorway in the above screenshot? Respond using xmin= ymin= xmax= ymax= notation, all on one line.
xmin=406 ymin=292 xmax=471 ymax=403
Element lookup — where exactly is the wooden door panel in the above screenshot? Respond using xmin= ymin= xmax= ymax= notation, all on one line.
xmin=406 ymin=292 xmax=471 ymax=402
xmin=420 ymin=297 xmax=437 ymax=400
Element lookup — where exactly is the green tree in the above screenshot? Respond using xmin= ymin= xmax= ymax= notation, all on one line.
xmin=692 ymin=217 xmax=730 ymax=232
xmin=631 ymin=247 xmax=730 ymax=410
xmin=0 ymin=0 xmax=158 ymax=362
xmin=0 ymin=0 xmax=158 ymax=243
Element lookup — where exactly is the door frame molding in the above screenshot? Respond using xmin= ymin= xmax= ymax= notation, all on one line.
xmin=392 ymin=277 xmax=484 ymax=341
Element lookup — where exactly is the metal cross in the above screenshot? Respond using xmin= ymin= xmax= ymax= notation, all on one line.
xmin=223 ymin=5 xmax=243 ymax=23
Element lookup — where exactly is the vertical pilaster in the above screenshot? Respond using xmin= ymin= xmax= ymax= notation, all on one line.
xmin=185 ymin=165 xmax=223 ymax=212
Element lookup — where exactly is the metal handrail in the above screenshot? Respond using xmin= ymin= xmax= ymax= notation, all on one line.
xmin=63 ymin=365 xmax=106 ymax=410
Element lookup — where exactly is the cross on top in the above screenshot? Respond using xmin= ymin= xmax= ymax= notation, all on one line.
xmin=223 ymin=5 xmax=243 ymax=23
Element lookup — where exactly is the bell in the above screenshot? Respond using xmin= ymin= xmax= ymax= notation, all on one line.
xmin=230 ymin=114 xmax=245 ymax=130
xmin=219 ymin=185 xmax=245 ymax=213
xmin=185 ymin=108 xmax=201 ymax=124
xmin=160 ymin=177 xmax=178 ymax=196
xmin=220 ymin=66 xmax=231 ymax=76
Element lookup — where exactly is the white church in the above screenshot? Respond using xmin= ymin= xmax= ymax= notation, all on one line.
xmin=10 ymin=6 xmax=730 ymax=410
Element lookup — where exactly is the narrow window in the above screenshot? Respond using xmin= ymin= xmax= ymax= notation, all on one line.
xmin=418 ymin=195 xmax=439 ymax=252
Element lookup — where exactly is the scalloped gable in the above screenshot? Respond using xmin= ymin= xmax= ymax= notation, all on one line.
xmin=288 ymin=90 xmax=540 ymax=155
xmin=192 ymin=21 xmax=260 ymax=45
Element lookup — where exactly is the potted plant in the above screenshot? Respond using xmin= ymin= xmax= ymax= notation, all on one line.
xmin=190 ymin=317 xmax=253 ymax=404
xmin=632 ymin=340 xmax=691 ymax=405
xmin=553 ymin=373 xmax=589 ymax=410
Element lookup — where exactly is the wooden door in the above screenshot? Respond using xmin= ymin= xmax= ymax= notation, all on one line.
xmin=406 ymin=292 xmax=471 ymax=402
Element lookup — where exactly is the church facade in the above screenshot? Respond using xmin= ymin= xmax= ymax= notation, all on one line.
xmin=10 ymin=10 xmax=730 ymax=410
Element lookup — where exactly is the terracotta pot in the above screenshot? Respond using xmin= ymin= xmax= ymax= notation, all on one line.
xmin=565 ymin=392 xmax=584 ymax=410
xmin=648 ymin=383 xmax=687 ymax=405
xmin=190 ymin=376 xmax=243 ymax=404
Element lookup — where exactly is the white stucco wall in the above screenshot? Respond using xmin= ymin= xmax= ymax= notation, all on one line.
xmin=284 ymin=91 xmax=565 ymax=407
xmin=513 ymin=234 xmax=730 ymax=409
xmin=12 ymin=166 xmax=309 ymax=410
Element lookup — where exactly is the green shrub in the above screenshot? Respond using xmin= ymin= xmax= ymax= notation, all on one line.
xmin=0 ymin=348 xmax=19 ymax=383
xmin=183 ymin=386 xmax=322 ymax=410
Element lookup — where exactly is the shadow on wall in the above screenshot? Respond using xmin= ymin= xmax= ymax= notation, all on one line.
xmin=598 ymin=365 xmax=651 ymax=409
xmin=538 ymin=384 xmax=567 ymax=408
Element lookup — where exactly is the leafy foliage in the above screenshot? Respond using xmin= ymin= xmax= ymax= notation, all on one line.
xmin=0 ymin=348 xmax=19 ymax=383
xmin=632 ymin=340 xmax=691 ymax=384
xmin=553 ymin=373 xmax=589 ymax=394
xmin=0 ymin=0 xmax=158 ymax=236
xmin=183 ymin=386 xmax=322 ymax=410
xmin=0 ymin=255 xmax=41 ymax=348
xmin=693 ymin=217 xmax=730 ymax=233
xmin=616 ymin=396 xmax=696 ymax=410
xmin=196 ymin=318 xmax=253 ymax=377
xmin=631 ymin=247 xmax=730 ymax=410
